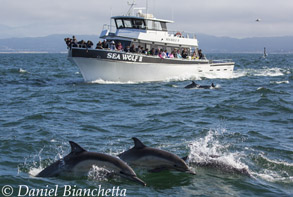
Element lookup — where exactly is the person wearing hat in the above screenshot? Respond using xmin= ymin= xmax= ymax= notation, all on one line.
xmin=102 ymin=40 xmax=108 ymax=49
xmin=110 ymin=41 xmax=116 ymax=50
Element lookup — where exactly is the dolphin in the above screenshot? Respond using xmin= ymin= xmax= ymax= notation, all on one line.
xmin=36 ymin=141 xmax=146 ymax=186
xmin=197 ymin=83 xmax=216 ymax=89
xmin=118 ymin=137 xmax=195 ymax=174
xmin=185 ymin=81 xmax=216 ymax=89
xmin=182 ymin=155 xmax=250 ymax=176
xmin=184 ymin=81 xmax=198 ymax=89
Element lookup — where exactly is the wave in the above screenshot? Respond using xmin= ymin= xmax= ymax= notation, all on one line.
xmin=270 ymin=80 xmax=290 ymax=84
xmin=251 ymin=154 xmax=293 ymax=183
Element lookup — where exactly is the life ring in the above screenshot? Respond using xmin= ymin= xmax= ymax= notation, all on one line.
xmin=175 ymin=32 xmax=182 ymax=37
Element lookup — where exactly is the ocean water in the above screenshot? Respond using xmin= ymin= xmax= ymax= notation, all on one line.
xmin=0 ymin=53 xmax=292 ymax=196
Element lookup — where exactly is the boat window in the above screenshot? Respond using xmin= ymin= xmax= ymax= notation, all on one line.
xmin=146 ymin=20 xmax=167 ymax=31
xmin=133 ymin=19 xmax=146 ymax=29
xmin=161 ymin=22 xmax=167 ymax=31
xmin=115 ymin=19 xmax=124 ymax=29
xmin=154 ymin=21 xmax=162 ymax=31
xmin=123 ymin=19 xmax=132 ymax=28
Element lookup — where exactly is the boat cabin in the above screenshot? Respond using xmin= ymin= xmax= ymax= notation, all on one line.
xmin=112 ymin=16 xmax=171 ymax=31
xmin=99 ymin=11 xmax=199 ymax=58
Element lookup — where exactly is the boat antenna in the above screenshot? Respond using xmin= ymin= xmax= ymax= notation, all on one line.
xmin=146 ymin=0 xmax=148 ymax=18
xmin=127 ymin=0 xmax=136 ymax=16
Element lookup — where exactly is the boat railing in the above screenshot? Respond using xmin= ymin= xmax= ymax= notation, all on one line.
xmin=168 ymin=31 xmax=197 ymax=39
xmin=209 ymin=59 xmax=233 ymax=64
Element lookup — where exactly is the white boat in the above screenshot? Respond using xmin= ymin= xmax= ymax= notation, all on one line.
xmin=67 ymin=4 xmax=234 ymax=83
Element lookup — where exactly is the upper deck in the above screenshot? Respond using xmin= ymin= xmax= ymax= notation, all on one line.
xmin=100 ymin=13 xmax=198 ymax=48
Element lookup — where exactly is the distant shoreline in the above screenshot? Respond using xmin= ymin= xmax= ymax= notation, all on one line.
xmin=0 ymin=51 xmax=67 ymax=54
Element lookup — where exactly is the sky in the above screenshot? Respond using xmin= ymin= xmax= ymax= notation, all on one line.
xmin=0 ymin=0 xmax=293 ymax=39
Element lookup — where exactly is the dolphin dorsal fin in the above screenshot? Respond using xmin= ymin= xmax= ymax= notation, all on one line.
xmin=69 ymin=141 xmax=86 ymax=154
xmin=132 ymin=137 xmax=146 ymax=149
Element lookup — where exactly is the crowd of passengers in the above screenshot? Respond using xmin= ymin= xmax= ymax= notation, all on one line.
xmin=65 ymin=36 xmax=205 ymax=60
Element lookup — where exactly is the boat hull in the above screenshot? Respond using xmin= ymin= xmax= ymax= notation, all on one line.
xmin=68 ymin=48 xmax=234 ymax=82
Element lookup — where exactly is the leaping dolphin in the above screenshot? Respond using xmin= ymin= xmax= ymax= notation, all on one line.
xmin=36 ymin=141 xmax=146 ymax=186
xmin=118 ymin=137 xmax=195 ymax=174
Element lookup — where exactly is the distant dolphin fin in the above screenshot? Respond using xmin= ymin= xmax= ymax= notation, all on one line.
xmin=69 ymin=141 xmax=86 ymax=154
xmin=132 ymin=137 xmax=146 ymax=149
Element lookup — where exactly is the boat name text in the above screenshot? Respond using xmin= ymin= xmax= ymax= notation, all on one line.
xmin=165 ymin=38 xmax=180 ymax=42
xmin=107 ymin=53 xmax=143 ymax=62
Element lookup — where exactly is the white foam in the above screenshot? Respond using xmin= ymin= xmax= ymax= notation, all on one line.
xmin=254 ymin=68 xmax=284 ymax=77
xmin=187 ymin=129 xmax=248 ymax=171
xmin=231 ymin=67 xmax=286 ymax=79
xmin=90 ymin=79 xmax=138 ymax=84
xmin=253 ymin=170 xmax=293 ymax=183
xmin=270 ymin=80 xmax=289 ymax=84
xmin=88 ymin=165 xmax=111 ymax=181
xmin=19 ymin=68 xmax=28 ymax=73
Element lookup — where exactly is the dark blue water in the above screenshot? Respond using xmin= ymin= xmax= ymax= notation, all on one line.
xmin=0 ymin=53 xmax=292 ymax=196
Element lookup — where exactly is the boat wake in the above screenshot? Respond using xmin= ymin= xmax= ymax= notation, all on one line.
xmin=90 ymin=79 xmax=139 ymax=84
xmin=232 ymin=67 xmax=289 ymax=78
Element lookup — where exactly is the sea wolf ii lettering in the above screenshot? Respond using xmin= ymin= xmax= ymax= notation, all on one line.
xmin=107 ymin=53 xmax=142 ymax=62
xmin=122 ymin=54 xmax=142 ymax=62
xmin=107 ymin=53 xmax=121 ymax=60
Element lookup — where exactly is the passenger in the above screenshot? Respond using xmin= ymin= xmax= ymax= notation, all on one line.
xmin=169 ymin=51 xmax=174 ymax=58
xmin=102 ymin=40 xmax=108 ymax=49
xmin=191 ymin=51 xmax=197 ymax=60
xmin=124 ymin=46 xmax=130 ymax=53
xmin=87 ymin=40 xmax=93 ymax=48
xmin=165 ymin=50 xmax=169 ymax=58
xmin=116 ymin=42 xmax=123 ymax=51
xmin=110 ymin=41 xmax=116 ymax=50
xmin=130 ymin=44 xmax=136 ymax=53
xmin=64 ymin=38 xmax=71 ymax=48
xmin=140 ymin=47 xmax=145 ymax=54
xmin=136 ymin=45 xmax=142 ymax=53
xmin=176 ymin=49 xmax=182 ymax=58
xmin=198 ymin=49 xmax=204 ymax=59
xmin=181 ymin=48 xmax=188 ymax=59
xmin=143 ymin=48 xmax=149 ymax=55
xmin=96 ymin=41 xmax=103 ymax=49
xmin=72 ymin=36 xmax=78 ymax=47
xmin=155 ymin=48 xmax=160 ymax=55
xmin=160 ymin=49 xmax=167 ymax=59
xmin=150 ymin=48 xmax=155 ymax=56
xmin=172 ymin=49 xmax=177 ymax=58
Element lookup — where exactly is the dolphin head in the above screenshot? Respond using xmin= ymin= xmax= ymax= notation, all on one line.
xmin=126 ymin=138 xmax=196 ymax=175
xmin=119 ymin=170 xmax=146 ymax=186
xmin=171 ymin=158 xmax=195 ymax=175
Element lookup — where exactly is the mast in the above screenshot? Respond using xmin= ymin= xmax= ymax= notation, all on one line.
xmin=263 ymin=47 xmax=267 ymax=58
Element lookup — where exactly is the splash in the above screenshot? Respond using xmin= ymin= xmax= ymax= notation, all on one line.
xmin=88 ymin=165 xmax=112 ymax=181
xmin=187 ymin=129 xmax=249 ymax=175
xmin=19 ymin=68 xmax=28 ymax=73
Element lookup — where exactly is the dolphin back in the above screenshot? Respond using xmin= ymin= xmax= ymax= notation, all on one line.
xmin=36 ymin=160 xmax=65 ymax=177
